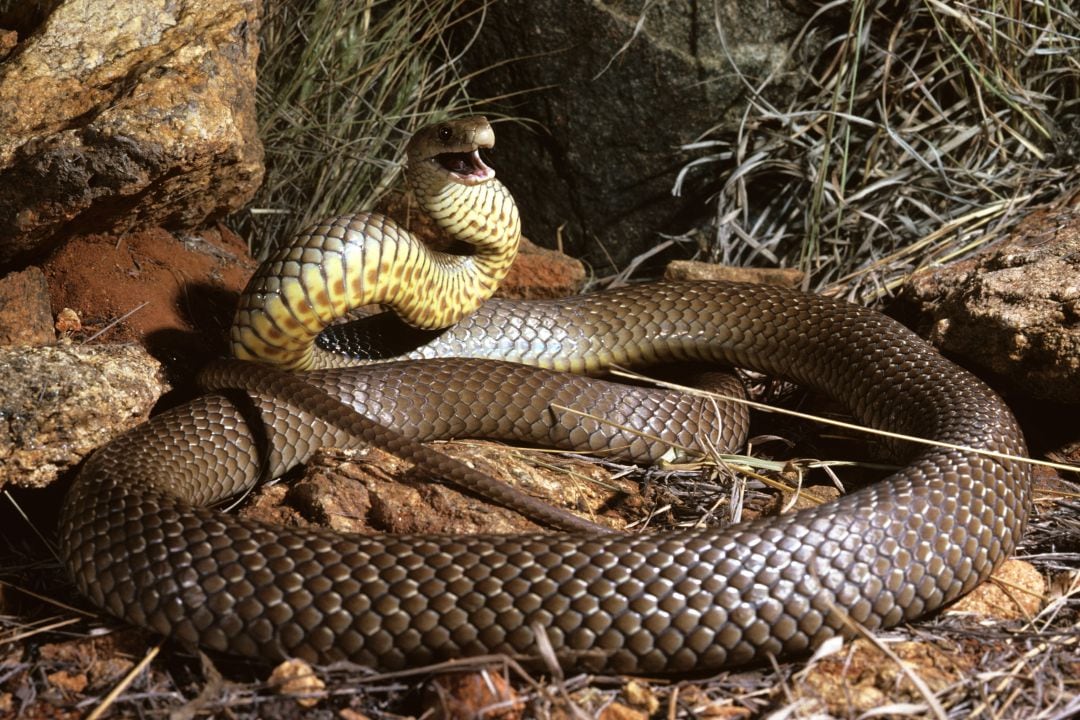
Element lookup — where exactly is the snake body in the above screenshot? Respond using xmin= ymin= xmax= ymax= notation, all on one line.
xmin=59 ymin=118 xmax=1031 ymax=674
xmin=231 ymin=117 xmax=520 ymax=371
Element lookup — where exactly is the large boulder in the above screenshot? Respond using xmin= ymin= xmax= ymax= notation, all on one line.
xmin=459 ymin=1 xmax=813 ymax=272
xmin=902 ymin=203 xmax=1080 ymax=402
xmin=0 ymin=0 xmax=263 ymax=268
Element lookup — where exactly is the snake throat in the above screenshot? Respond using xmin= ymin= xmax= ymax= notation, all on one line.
xmin=229 ymin=117 xmax=520 ymax=371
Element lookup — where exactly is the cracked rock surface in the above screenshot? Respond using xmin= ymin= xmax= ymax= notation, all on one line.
xmin=902 ymin=204 xmax=1080 ymax=402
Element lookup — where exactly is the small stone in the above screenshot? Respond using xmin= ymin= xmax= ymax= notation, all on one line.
xmin=622 ymin=680 xmax=660 ymax=715
xmin=598 ymin=702 xmax=648 ymax=720
xmin=268 ymin=658 xmax=325 ymax=709
xmin=947 ymin=559 xmax=1044 ymax=619
xmin=46 ymin=670 xmax=88 ymax=694
xmin=338 ymin=710 xmax=373 ymax=720
xmin=55 ymin=307 xmax=82 ymax=334
xmin=0 ymin=30 xmax=17 ymax=61
xmin=428 ymin=671 xmax=524 ymax=720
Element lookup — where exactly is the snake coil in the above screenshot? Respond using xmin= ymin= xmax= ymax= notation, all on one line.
xmin=60 ymin=117 xmax=1031 ymax=674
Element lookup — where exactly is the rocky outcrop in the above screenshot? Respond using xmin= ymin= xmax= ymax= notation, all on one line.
xmin=0 ymin=343 xmax=164 ymax=488
xmin=0 ymin=0 xmax=263 ymax=268
xmin=0 ymin=261 xmax=166 ymax=490
xmin=902 ymin=202 xmax=1080 ymax=402
xmin=459 ymin=1 xmax=813 ymax=273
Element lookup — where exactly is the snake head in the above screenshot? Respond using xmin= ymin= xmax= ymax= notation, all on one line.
xmin=407 ymin=116 xmax=496 ymax=187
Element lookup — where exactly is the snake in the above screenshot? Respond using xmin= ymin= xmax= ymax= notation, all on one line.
xmin=59 ymin=116 xmax=1031 ymax=674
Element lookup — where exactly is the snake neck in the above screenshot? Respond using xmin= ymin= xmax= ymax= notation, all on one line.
xmin=407 ymin=165 xmax=521 ymax=299
xmin=231 ymin=161 xmax=521 ymax=371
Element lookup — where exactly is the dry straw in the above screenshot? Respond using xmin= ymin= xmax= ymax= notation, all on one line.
xmin=676 ymin=0 xmax=1080 ymax=297
xmin=239 ymin=0 xmax=485 ymax=258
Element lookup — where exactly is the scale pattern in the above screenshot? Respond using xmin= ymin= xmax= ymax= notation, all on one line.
xmin=60 ymin=280 xmax=1030 ymax=673
xmin=60 ymin=116 xmax=1030 ymax=673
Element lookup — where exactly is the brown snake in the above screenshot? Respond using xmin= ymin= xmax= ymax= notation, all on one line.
xmin=59 ymin=117 xmax=1031 ymax=674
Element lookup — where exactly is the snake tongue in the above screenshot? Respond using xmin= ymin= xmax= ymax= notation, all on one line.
xmin=437 ymin=149 xmax=494 ymax=184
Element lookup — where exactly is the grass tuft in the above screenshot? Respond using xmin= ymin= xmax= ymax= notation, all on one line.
xmin=237 ymin=0 xmax=486 ymax=258
xmin=678 ymin=0 xmax=1080 ymax=297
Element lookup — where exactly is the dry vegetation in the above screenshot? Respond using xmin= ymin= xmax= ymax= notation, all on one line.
xmin=2 ymin=0 xmax=1080 ymax=718
xmin=679 ymin=0 xmax=1080 ymax=298
xmin=235 ymin=0 xmax=484 ymax=259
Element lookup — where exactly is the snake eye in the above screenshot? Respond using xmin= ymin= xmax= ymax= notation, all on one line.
xmin=437 ymin=125 xmax=453 ymax=143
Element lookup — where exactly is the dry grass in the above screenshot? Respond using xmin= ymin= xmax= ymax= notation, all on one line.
xmin=235 ymin=0 xmax=486 ymax=259
xmin=675 ymin=0 xmax=1080 ymax=299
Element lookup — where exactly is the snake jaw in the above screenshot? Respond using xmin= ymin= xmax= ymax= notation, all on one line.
xmin=433 ymin=149 xmax=494 ymax=186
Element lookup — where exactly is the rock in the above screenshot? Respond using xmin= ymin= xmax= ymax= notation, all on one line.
xmin=597 ymin=703 xmax=648 ymax=720
xmin=0 ymin=267 xmax=55 ymax=346
xmin=268 ymin=658 xmax=324 ymax=709
xmin=54 ymin=307 xmax=81 ymax=334
xmin=664 ymin=260 xmax=805 ymax=287
xmin=0 ymin=30 xmax=16 ymax=61
xmin=457 ymin=1 xmax=813 ymax=272
xmin=242 ymin=442 xmax=631 ymax=538
xmin=947 ymin=559 xmax=1044 ymax=619
xmin=37 ymin=631 xmax=144 ymax=693
xmin=621 ymin=681 xmax=660 ymax=716
xmin=0 ymin=0 xmax=263 ymax=268
xmin=0 ymin=343 xmax=164 ymax=488
xmin=794 ymin=639 xmax=973 ymax=715
xmin=498 ymin=236 xmax=587 ymax=299
xmin=901 ymin=203 xmax=1080 ymax=402
xmin=426 ymin=672 xmax=524 ymax=720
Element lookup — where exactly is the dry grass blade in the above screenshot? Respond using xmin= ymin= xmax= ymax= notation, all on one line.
xmin=676 ymin=0 xmax=1080 ymax=295
xmin=608 ymin=367 xmax=1080 ymax=476
xmin=85 ymin=643 xmax=161 ymax=720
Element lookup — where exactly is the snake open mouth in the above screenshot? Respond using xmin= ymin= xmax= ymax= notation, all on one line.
xmin=435 ymin=149 xmax=494 ymax=183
